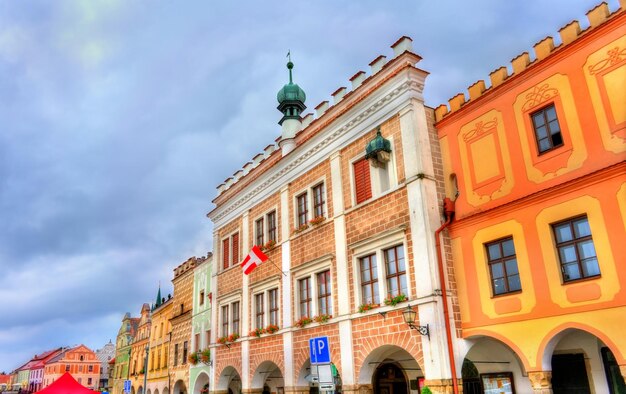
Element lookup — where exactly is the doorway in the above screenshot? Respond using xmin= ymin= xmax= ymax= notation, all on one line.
xmin=373 ymin=363 xmax=408 ymax=394
xmin=551 ymin=353 xmax=590 ymax=394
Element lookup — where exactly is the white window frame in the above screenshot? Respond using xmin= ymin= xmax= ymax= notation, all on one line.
xmin=220 ymin=230 xmax=240 ymax=270
xmin=349 ymin=135 xmax=398 ymax=207
xmin=251 ymin=277 xmax=281 ymax=329
xmin=217 ymin=293 xmax=241 ymax=337
xmin=293 ymin=177 xmax=328 ymax=229
xmin=253 ymin=206 xmax=280 ymax=247
xmin=293 ymin=256 xmax=333 ymax=320
xmin=350 ymin=227 xmax=409 ymax=308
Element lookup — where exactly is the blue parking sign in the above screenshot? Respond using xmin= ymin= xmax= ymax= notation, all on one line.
xmin=124 ymin=380 xmax=131 ymax=394
xmin=309 ymin=336 xmax=330 ymax=364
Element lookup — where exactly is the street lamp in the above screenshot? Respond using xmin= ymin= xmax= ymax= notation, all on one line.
xmin=402 ymin=304 xmax=430 ymax=339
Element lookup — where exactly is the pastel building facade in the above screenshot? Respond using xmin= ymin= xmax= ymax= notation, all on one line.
xmin=43 ymin=345 xmax=100 ymax=389
xmin=189 ymin=255 xmax=213 ymax=394
xmin=207 ymin=37 xmax=459 ymax=394
xmin=95 ymin=340 xmax=116 ymax=390
xmin=112 ymin=313 xmax=140 ymax=394
xmin=130 ymin=304 xmax=152 ymax=394
xmin=434 ymin=2 xmax=626 ymax=393
xmin=147 ymin=291 xmax=174 ymax=394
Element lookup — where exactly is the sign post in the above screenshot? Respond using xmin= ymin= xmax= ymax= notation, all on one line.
xmin=309 ymin=337 xmax=335 ymax=393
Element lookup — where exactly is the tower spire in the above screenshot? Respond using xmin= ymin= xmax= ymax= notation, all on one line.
xmin=155 ymin=283 xmax=162 ymax=308
xmin=277 ymin=52 xmax=307 ymax=156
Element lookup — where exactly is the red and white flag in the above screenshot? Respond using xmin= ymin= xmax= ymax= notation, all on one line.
xmin=241 ymin=245 xmax=268 ymax=275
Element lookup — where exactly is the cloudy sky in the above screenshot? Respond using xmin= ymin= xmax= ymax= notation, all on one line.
xmin=0 ymin=0 xmax=616 ymax=372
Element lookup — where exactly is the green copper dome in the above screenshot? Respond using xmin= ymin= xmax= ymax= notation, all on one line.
xmin=277 ymin=61 xmax=306 ymax=104
xmin=365 ymin=127 xmax=392 ymax=159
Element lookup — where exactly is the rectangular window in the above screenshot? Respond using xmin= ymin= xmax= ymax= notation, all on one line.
xmin=221 ymin=305 xmax=229 ymax=336
xmin=232 ymin=233 xmax=239 ymax=265
xmin=317 ymin=270 xmax=332 ymax=316
xmin=486 ymin=237 xmax=521 ymax=295
xmin=531 ymin=104 xmax=563 ymax=154
xmin=65 ymin=365 xmax=70 ymax=372
xmin=269 ymin=288 xmax=279 ymax=326
xmin=173 ymin=344 xmax=179 ymax=367
xmin=267 ymin=211 xmax=277 ymax=242
xmin=384 ymin=245 xmax=407 ymax=297
xmin=88 ymin=365 xmax=93 ymax=372
xmin=255 ymin=293 xmax=265 ymax=329
xmin=232 ymin=301 xmax=240 ymax=335
xmin=255 ymin=217 xmax=264 ymax=246
xmin=205 ymin=330 xmax=211 ymax=347
xmin=87 ymin=378 xmax=92 ymax=386
xmin=312 ymin=183 xmax=325 ymax=218
xmin=195 ymin=333 xmax=200 ymax=352
xmin=360 ymin=253 xmax=379 ymax=304
xmin=222 ymin=238 xmax=230 ymax=269
xmin=354 ymin=158 xmax=372 ymax=204
xmin=552 ymin=215 xmax=599 ymax=282
xmin=199 ymin=290 xmax=204 ymax=306
xmin=298 ymin=277 xmax=311 ymax=318
xmin=182 ymin=341 xmax=188 ymax=365
xmin=297 ymin=193 xmax=308 ymax=227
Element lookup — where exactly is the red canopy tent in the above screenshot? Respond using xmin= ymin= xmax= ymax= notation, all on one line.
xmin=35 ymin=373 xmax=100 ymax=394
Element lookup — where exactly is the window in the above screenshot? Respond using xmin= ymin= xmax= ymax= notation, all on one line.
xmin=199 ymin=290 xmax=204 ymax=306
xmin=157 ymin=349 xmax=161 ymax=369
xmin=297 ymin=193 xmax=308 ymax=227
xmin=65 ymin=365 xmax=70 ymax=372
xmin=205 ymin=330 xmax=211 ymax=347
xmin=88 ymin=365 xmax=93 ymax=372
xmin=312 ymin=183 xmax=325 ymax=218
xmin=255 ymin=217 xmax=264 ymax=246
xmin=485 ymin=237 xmax=521 ymax=295
xmin=87 ymin=378 xmax=92 ymax=386
xmin=222 ymin=232 xmax=240 ymax=269
xmin=353 ymin=157 xmax=372 ymax=204
xmin=269 ymin=288 xmax=279 ymax=326
xmin=267 ymin=211 xmax=277 ymax=242
xmin=360 ymin=253 xmax=379 ymax=304
xmin=182 ymin=341 xmax=188 ymax=365
xmin=232 ymin=301 xmax=240 ymax=335
xmin=531 ymin=104 xmax=563 ymax=153
xmin=255 ymin=293 xmax=265 ymax=329
xmin=384 ymin=245 xmax=407 ymax=297
xmin=221 ymin=305 xmax=229 ymax=337
xmin=195 ymin=333 xmax=200 ymax=352
xmin=174 ymin=343 xmax=179 ymax=366
xmin=552 ymin=215 xmax=599 ymax=282
xmin=317 ymin=270 xmax=332 ymax=316
xmin=298 ymin=277 xmax=311 ymax=318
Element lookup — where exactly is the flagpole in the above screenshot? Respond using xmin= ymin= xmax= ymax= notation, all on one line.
xmin=267 ymin=257 xmax=287 ymax=277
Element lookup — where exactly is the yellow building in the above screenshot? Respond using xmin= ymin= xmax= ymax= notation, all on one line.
xmin=435 ymin=2 xmax=626 ymax=393
xmin=130 ymin=304 xmax=151 ymax=394
xmin=147 ymin=289 xmax=174 ymax=394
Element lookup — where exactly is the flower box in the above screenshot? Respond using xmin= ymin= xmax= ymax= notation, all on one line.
xmin=265 ymin=324 xmax=279 ymax=334
xmin=383 ymin=293 xmax=407 ymax=306
xmin=358 ymin=303 xmax=379 ymax=313
xmin=314 ymin=314 xmax=332 ymax=324
xmin=294 ymin=316 xmax=312 ymax=328
xmin=309 ymin=216 xmax=326 ymax=226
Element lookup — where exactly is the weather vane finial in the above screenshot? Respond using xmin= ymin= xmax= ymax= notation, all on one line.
xmin=287 ymin=50 xmax=291 ymax=62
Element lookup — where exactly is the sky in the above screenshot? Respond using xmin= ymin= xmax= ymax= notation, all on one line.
xmin=0 ymin=0 xmax=617 ymax=372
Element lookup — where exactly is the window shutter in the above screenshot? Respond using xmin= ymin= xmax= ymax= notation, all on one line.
xmin=222 ymin=238 xmax=230 ymax=269
xmin=232 ymin=233 xmax=239 ymax=264
xmin=354 ymin=158 xmax=372 ymax=204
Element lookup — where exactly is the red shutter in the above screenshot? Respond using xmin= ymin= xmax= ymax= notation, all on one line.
xmin=222 ymin=238 xmax=230 ymax=269
xmin=232 ymin=233 xmax=239 ymax=264
xmin=354 ymin=158 xmax=372 ymax=204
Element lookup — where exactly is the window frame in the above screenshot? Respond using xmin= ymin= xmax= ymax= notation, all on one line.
xmin=221 ymin=231 xmax=241 ymax=270
xmin=269 ymin=288 xmax=279 ymax=326
xmin=312 ymin=182 xmax=326 ymax=218
xmin=317 ymin=269 xmax=332 ymax=316
xmin=351 ymin=229 xmax=410 ymax=309
xmin=293 ymin=257 xmax=334 ymax=323
xmin=255 ymin=217 xmax=264 ymax=247
xmin=298 ymin=277 xmax=311 ymax=318
xmin=253 ymin=208 xmax=279 ymax=247
xmin=530 ymin=103 xmax=564 ymax=154
xmin=255 ymin=293 xmax=265 ymax=330
xmin=359 ymin=253 xmax=379 ymax=305
xmin=293 ymin=178 xmax=328 ymax=230
xmin=350 ymin=136 xmax=398 ymax=207
xmin=251 ymin=279 xmax=281 ymax=330
xmin=551 ymin=215 xmax=600 ymax=283
xmin=485 ymin=236 xmax=522 ymax=296
xmin=296 ymin=192 xmax=308 ymax=227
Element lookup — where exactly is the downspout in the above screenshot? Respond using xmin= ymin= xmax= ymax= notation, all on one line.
xmin=434 ymin=197 xmax=459 ymax=394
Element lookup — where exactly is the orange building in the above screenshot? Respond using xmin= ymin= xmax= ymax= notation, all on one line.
xmin=43 ymin=345 xmax=100 ymax=390
xmin=435 ymin=2 xmax=625 ymax=393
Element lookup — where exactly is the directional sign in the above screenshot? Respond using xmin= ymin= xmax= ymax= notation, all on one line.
xmin=123 ymin=380 xmax=131 ymax=394
xmin=309 ymin=336 xmax=330 ymax=364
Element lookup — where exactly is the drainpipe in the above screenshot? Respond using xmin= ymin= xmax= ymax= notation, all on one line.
xmin=434 ymin=197 xmax=459 ymax=394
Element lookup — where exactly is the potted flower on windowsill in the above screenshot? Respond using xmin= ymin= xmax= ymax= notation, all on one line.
xmin=188 ymin=352 xmax=198 ymax=365
xmin=249 ymin=328 xmax=265 ymax=338
xmin=294 ymin=316 xmax=312 ymax=328
xmin=314 ymin=314 xmax=332 ymax=324
xmin=217 ymin=336 xmax=228 ymax=345
xmin=260 ymin=239 xmax=276 ymax=252
xmin=309 ymin=216 xmax=326 ymax=226
xmin=358 ymin=302 xmax=379 ymax=313
xmin=292 ymin=223 xmax=309 ymax=235
xmin=227 ymin=333 xmax=240 ymax=342
xmin=200 ymin=348 xmax=210 ymax=363
xmin=265 ymin=324 xmax=279 ymax=334
xmin=384 ymin=293 xmax=407 ymax=306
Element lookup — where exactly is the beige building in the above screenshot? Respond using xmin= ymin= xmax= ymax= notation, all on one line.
xmin=170 ymin=257 xmax=203 ymax=394
xmin=130 ymin=304 xmax=152 ymax=394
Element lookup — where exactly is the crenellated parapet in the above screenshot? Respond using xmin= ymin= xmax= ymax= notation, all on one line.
xmin=173 ymin=255 xmax=209 ymax=278
xmin=434 ymin=1 xmax=624 ymax=122
xmin=215 ymin=36 xmax=420 ymax=197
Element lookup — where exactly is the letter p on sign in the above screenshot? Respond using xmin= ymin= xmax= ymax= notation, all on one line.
xmin=309 ymin=336 xmax=331 ymax=364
